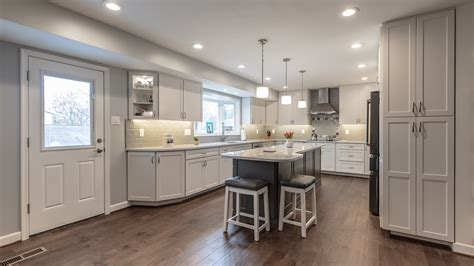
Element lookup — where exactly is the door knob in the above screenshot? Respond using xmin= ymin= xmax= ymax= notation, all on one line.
xmin=95 ymin=148 xmax=104 ymax=154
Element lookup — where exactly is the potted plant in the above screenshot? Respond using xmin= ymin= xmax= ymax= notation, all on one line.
xmin=193 ymin=136 xmax=200 ymax=145
xmin=283 ymin=131 xmax=294 ymax=148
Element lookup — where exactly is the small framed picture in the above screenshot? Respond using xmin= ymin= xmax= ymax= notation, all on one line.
xmin=206 ymin=122 xmax=214 ymax=134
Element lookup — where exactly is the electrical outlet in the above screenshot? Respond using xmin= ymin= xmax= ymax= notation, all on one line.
xmin=345 ymin=129 xmax=350 ymax=135
xmin=272 ymin=129 xmax=275 ymax=134
xmin=184 ymin=129 xmax=191 ymax=136
xmin=256 ymin=129 xmax=259 ymax=135
xmin=139 ymin=128 xmax=145 ymax=137
xmin=301 ymin=129 xmax=305 ymax=134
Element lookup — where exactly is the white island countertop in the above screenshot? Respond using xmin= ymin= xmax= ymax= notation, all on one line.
xmin=126 ymin=139 xmax=275 ymax=152
xmin=221 ymin=142 xmax=323 ymax=162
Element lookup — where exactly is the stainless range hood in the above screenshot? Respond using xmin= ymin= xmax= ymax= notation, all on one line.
xmin=309 ymin=88 xmax=338 ymax=115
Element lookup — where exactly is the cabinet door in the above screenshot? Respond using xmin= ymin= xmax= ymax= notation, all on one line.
xmin=416 ymin=117 xmax=454 ymax=241
xmin=382 ymin=18 xmax=417 ymax=117
xmin=278 ymin=94 xmax=292 ymax=125
xmin=156 ymin=152 xmax=185 ymax=201
xmin=251 ymin=99 xmax=265 ymax=124
xmin=358 ymin=83 xmax=378 ymax=124
xmin=203 ymin=156 xmax=220 ymax=189
xmin=382 ymin=117 xmax=416 ymax=234
xmin=339 ymin=85 xmax=359 ymax=124
xmin=265 ymin=101 xmax=278 ymax=125
xmin=185 ymin=159 xmax=204 ymax=196
xmin=416 ymin=10 xmax=454 ymax=117
xmin=183 ymin=80 xmax=203 ymax=121
xmin=292 ymin=90 xmax=309 ymax=125
xmin=220 ymin=156 xmax=233 ymax=184
xmin=321 ymin=148 xmax=335 ymax=172
xmin=128 ymin=152 xmax=156 ymax=201
xmin=159 ymin=74 xmax=183 ymax=120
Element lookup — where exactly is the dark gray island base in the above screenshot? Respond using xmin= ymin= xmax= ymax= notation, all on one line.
xmin=223 ymin=143 xmax=322 ymax=228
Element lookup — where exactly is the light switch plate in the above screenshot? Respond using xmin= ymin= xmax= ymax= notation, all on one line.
xmin=139 ymin=129 xmax=145 ymax=137
xmin=111 ymin=116 xmax=121 ymax=125
xmin=184 ymin=129 xmax=191 ymax=136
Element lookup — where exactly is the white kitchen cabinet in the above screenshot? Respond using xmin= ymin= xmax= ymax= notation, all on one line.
xmin=278 ymin=96 xmax=292 ymax=125
xmin=339 ymin=84 xmax=377 ymax=125
xmin=128 ymin=71 xmax=158 ymax=119
xmin=320 ymin=143 xmax=336 ymax=172
xmin=277 ymin=90 xmax=309 ymax=125
xmin=415 ymin=117 xmax=454 ymax=241
xmin=185 ymin=158 xmax=204 ymax=196
xmin=183 ymin=80 xmax=203 ymax=121
xmin=156 ymin=151 xmax=185 ymax=201
xmin=416 ymin=10 xmax=455 ymax=117
xmin=382 ymin=17 xmax=417 ymax=117
xmin=203 ymin=156 xmax=220 ymax=189
xmin=186 ymin=148 xmax=221 ymax=196
xmin=382 ymin=117 xmax=417 ymax=235
xmin=265 ymin=101 xmax=278 ymax=125
xmin=159 ymin=74 xmax=183 ymax=121
xmin=242 ymin=98 xmax=266 ymax=124
xmin=128 ymin=152 xmax=156 ymax=201
xmin=336 ymin=143 xmax=366 ymax=175
xmin=220 ymin=144 xmax=253 ymax=184
xmin=159 ymin=73 xmax=202 ymax=121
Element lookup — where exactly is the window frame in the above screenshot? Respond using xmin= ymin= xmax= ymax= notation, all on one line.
xmin=194 ymin=90 xmax=241 ymax=136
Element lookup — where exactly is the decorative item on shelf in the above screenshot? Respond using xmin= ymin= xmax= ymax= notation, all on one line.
xmin=193 ymin=136 xmax=200 ymax=145
xmin=283 ymin=131 xmax=295 ymax=148
xmin=266 ymin=130 xmax=272 ymax=139
xmin=142 ymin=111 xmax=154 ymax=117
xmin=281 ymin=58 xmax=292 ymax=105
xmin=148 ymin=94 xmax=153 ymax=103
xmin=164 ymin=133 xmax=174 ymax=147
xmin=256 ymin=39 xmax=269 ymax=99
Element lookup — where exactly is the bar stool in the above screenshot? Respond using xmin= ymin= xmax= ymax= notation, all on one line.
xmin=223 ymin=177 xmax=270 ymax=241
xmin=278 ymin=175 xmax=320 ymax=238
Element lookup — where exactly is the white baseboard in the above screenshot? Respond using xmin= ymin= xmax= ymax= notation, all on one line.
xmin=109 ymin=201 xmax=131 ymax=213
xmin=0 ymin=231 xmax=21 ymax=247
xmin=452 ymin=242 xmax=474 ymax=256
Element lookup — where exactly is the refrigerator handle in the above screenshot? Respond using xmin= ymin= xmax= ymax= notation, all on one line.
xmin=366 ymin=99 xmax=371 ymax=146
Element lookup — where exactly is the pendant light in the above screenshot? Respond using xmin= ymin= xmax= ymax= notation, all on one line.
xmin=297 ymin=70 xmax=307 ymax=108
xmin=256 ymin=39 xmax=269 ymax=98
xmin=281 ymin=58 xmax=292 ymax=105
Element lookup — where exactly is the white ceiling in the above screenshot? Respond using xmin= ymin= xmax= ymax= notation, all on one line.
xmin=51 ymin=0 xmax=467 ymax=91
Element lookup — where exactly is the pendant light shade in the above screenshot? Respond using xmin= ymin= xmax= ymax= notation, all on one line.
xmin=281 ymin=58 xmax=292 ymax=105
xmin=256 ymin=39 xmax=269 ymax=99
xmin=298 ymin=70 xmax=307 ymax=108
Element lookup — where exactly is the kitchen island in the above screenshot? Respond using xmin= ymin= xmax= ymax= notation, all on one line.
xmin=222 ymin=142 xmax=322 ymax=228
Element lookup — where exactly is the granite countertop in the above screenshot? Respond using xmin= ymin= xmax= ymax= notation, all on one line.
xmin=221 ymin=142 xmax=323 ymax=162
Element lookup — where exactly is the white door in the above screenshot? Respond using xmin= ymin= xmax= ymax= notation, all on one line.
xmin=28 ymin=57 xmax=105 ymax=235
xmin=156 ymin=151 xmax=185 ymax=201
xmin=186 ymin=159 xmax=204 ymax=196
xmin=382 ymin=117 xmax=416 ymax=235
xmin=382 ymin=17 xmax=417 ymax=117
xmin=339 ymin=85 xmax=359 ymax=124
xmin=128 ymin=152 xmax=156 ymax=202
xmin=416 ymin=117 xmax=454 ymax=241
xmin=203 ymin=156 xmax=220 ymax=189
xmin=183 ymin=80 xmax=202 ymax=121
xmin=416 ymin=10 xmax=455 ymax=117
xmin=159 ymin=74 xmax=182 ymax=121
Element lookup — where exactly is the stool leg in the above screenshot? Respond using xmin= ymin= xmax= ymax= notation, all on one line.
xmin=292 ymin=192 xmax=297 ymax=219
xmin=312 ymin=186 xmax=317 ymax=225
xmin=223 ymin=187 xmax=229 ymax=233
xmin=263 ymin=187 xmax=270 ymax=231
xmin=236 ymin=192 xmax=240 ymax=222
xmin=253 ymin=192 xmax=260 ymax=241
xmin=300 ymin=191 xmax=307 ymax=238
xmin=278 ymin=188 xmax=285 ymax=231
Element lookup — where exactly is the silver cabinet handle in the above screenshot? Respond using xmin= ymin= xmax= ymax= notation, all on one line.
xmin=184 ymin=112 xmax=187 ymax=119
xmin=411 ymin=121 xmax=416 ymax=133
xmin=418 ymin=122 xmax=423 ymax=134
xmin=151 ymin=156 xmax=154 ymax=164
xmin=412 ymin=102 xmax=417 ymax=114
xmin=157 ymin=156 xmax=160 ymax=164
xmin=348 ymin=155 xmax=354 ymax=157
xmin=418 ymin=101 xmax=423 ymax=114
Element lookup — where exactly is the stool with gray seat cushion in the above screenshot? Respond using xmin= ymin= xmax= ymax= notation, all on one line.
xmin=278 ymin=175 xmax=320 ymax=238
xmin=223 ymin=177 xmax=270 ymax=241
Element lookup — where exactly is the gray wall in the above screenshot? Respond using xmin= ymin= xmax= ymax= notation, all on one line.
xmin=0 ymin=41 xmax=128 ymax=236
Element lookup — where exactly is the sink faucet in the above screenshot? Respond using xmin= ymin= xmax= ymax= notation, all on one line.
xmin=221 ymin=122 xmax=227 ymax=142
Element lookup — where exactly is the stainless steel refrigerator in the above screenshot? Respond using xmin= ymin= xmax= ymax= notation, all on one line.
xmin=366 ymin=91 xmax=380 ymax=216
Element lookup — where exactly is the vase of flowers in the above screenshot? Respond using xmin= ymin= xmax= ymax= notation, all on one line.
xmin=283 ymin=131 xmax=294 ymax=148
xmin=193 ymin=136 xmax=200 ymax=145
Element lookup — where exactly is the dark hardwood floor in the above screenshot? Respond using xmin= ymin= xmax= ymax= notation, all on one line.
xmin=1 ymin=175 xmax=473 ymax=265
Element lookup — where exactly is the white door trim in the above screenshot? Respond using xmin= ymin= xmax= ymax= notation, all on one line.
xmin=20 ymin=49 xmax=111 ymax=240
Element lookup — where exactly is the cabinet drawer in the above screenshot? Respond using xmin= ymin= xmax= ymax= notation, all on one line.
xmin=320 ymin=143 xmax=336 ymax=150
xmin=186 ymin=148 xmax=219 ymax=160
xmin=221 ymin=144 xmax=252 ymax=153
xmin=337 ymin=150 xmax=365 ymax=162
xmin=336 ymin=143 xmax=365 ymax=151
xmin=336 ymin=161 xmax=365 ymax=174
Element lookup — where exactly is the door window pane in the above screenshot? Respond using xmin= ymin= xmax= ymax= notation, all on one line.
xmin=43 ymin=75 xmax=93 ymax=148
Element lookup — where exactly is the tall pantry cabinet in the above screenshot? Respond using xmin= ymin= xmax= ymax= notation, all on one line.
xmin=381 ymin=9 xmax=455 ymax=242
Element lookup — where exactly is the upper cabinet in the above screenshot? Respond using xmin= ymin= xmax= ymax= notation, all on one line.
xmin=242 ymin=98 xmax=266 ymax=124
xmin=128 ymin=72 xmax=158 ymax=119
xmin=277 ymin=90 xmax=310 ymax=125
xmin=416 ymin=10 xmax=455 ymax=117
xmin=158 ymin=73 xmax=203 ymax=122
xmin=339 ymin=84 xmax=377 ymax=124
xmin=265 ymin=101 xmax=278 ymax=125
xmin=382 ymin=10 xmax=454 ymax=118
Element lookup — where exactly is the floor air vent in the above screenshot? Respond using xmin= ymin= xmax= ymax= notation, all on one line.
xmin=0 ymin=247 xmax=47 ymax=265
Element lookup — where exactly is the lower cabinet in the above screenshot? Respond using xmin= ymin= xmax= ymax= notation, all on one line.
xmin=186 ymin=155 xmax=220 ymax=196
xmin=335 ymin=143 xmax=366 ymax=175
xmin=128 ymin=151 xmax=185 ymax=202
xmin=320 ymin=144 xmax=336 ymax=172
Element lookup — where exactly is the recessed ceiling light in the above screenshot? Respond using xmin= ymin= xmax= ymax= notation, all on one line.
xmin=361 ymin=77 xmax=368 ymax=81
xmin=237 ymin=64 xmax=246 ymax=69
xmin=342 ymin=7 xmax=359 ymax=17
xmin=103 ymin=1 xmax=121 ymax=11
xmin=283 ymin=86 xmax=288 ymax=89
xmin=193 ymin=43 xmax=203 ymax=49
xmin=351 ymin=42 xmax=363 ymax=49
xmin=223 ymin=88 xmax=228 ymax=92
xmin=265 ymin=77 xmax=271 ymax=81
xmin=358 ymin=64 xmax=366 ymax=68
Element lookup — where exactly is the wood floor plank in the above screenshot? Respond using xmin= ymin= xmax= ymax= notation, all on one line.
xmin=1 ymin=175 xmax=472 ymax=265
